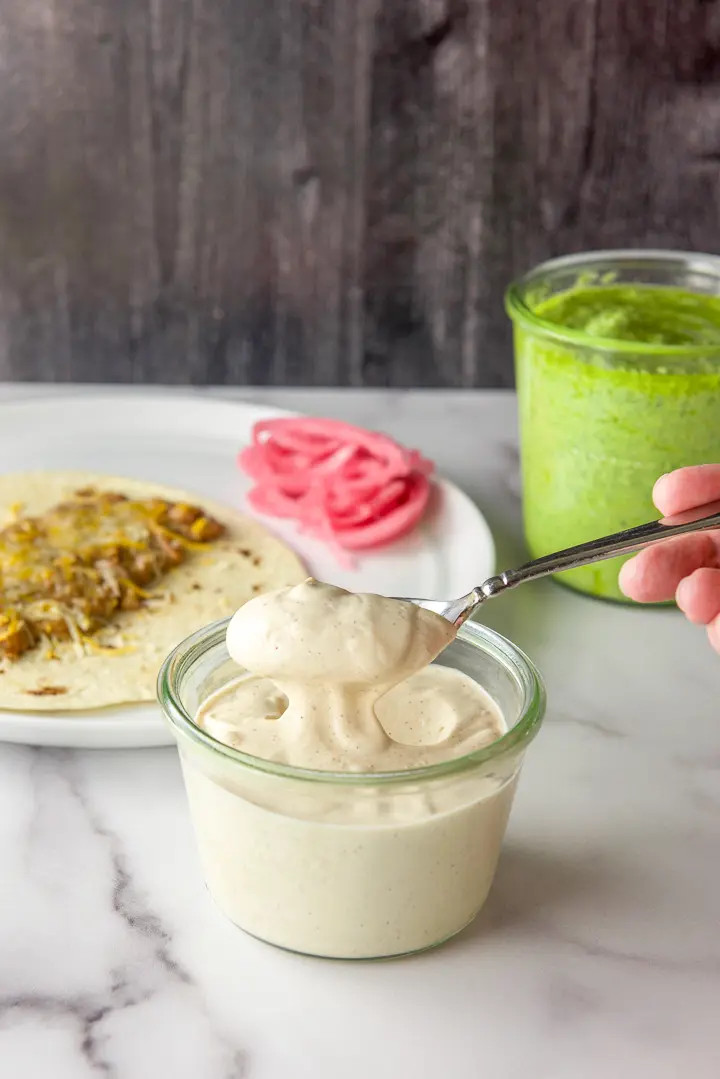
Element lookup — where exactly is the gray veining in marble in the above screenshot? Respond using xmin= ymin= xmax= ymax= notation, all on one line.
xmin=0 ymin=386 xmax=718 ymax=1079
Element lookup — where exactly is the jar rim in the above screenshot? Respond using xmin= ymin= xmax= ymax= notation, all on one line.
xmin=505 ymin=248 xmax=720 ymax=357
xmin=157 ymin=617 xmax=546 ymax=786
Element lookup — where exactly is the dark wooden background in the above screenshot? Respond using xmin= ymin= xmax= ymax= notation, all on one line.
xmin=0 ymin=0 xmax=718 ymax=387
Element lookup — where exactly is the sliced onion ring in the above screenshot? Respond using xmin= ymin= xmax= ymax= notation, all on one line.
xmin=238 ymin=418 xmax=434 ymax=555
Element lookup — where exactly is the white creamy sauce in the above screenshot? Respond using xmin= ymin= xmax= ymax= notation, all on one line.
xmin=183 ymin=579 xmax=517 ymax=958
xmin=197 ymin=579 xmax=504 ymax=771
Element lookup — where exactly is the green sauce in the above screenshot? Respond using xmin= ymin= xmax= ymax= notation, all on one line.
xmin=513 ymin=285 xmax=720 ymax=600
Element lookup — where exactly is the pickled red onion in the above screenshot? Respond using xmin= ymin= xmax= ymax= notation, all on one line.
xmin=238 ymin=418 xmax=434 ymax=556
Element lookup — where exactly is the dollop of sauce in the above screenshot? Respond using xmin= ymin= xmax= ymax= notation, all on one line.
xmin=196 ymin=579 xmax=504 ymax=772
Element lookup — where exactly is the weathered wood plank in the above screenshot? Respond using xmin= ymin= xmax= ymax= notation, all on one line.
xmin=0 ymin=0 xmax=717 ymax=387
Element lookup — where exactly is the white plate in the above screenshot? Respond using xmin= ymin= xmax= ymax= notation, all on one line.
xmin=0 ymin=392 xmax=495 ymax=748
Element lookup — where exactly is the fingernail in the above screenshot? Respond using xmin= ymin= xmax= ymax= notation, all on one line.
xmin=652 ymin=472 xmax=670 ymax=503
xmin=675 ymin=576 xmax=688 ymax=609
xmin=618 ymin=559 xmax=634 ymax=597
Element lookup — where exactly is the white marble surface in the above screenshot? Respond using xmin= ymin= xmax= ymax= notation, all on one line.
xmin=1 ymin=384 xmax=719 ymax=1079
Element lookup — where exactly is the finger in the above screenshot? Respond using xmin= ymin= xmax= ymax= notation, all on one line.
xmin=619 ymin=533 xmax=720 ymax=603
xmin=707 ymin=614 xmax=720 ymax=655
xmin=654 ymin=465 xmax=720 ymax=517
xmin=676 ymin=567 xmax=720 ymax=625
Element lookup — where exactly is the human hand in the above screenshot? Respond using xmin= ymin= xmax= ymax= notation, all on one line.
xmin=619 ymin=465 xmax=720 ymax=652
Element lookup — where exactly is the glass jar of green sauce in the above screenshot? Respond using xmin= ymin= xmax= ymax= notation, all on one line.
xmin=505 ymin=250 xmax=720 ymax=601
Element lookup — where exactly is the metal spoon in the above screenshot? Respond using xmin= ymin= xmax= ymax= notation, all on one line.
xmin=406 ymin=499 xmax=720 ymax=626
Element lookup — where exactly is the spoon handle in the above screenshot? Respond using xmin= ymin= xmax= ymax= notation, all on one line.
xmin=485 ymin=499 xmax=720 ymax=596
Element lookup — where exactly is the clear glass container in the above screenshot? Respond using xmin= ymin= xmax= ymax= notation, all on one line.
xmin=158 ymin=617 xmax=546 ymax=960
xmin=506 ymin=250 xmax=720 ymax=602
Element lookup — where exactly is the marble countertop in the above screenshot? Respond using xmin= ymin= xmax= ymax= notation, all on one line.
xmin=1 ymin=385 xmax=718 ymax=1079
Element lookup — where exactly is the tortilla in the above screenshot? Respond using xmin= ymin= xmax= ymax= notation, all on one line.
xmin=0 ymin=472 xmax=305 ymax=711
